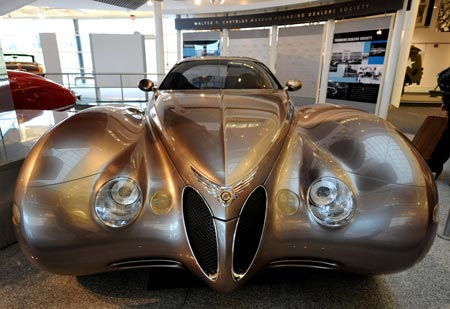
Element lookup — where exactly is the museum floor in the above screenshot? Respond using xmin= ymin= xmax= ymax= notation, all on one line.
xmin=1 ymin=101 xmax=450 ymax=308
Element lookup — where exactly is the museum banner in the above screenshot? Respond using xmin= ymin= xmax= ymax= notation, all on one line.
xmin=175 ymin=0 xmax=403 ymax=30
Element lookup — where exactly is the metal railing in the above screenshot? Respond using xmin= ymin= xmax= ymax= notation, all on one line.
xmin=45 ymin=72 xmax=165 ymax=102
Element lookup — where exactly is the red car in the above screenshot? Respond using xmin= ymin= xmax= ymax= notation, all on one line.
xmin=8 ymin=70 xmax=76 ymax=111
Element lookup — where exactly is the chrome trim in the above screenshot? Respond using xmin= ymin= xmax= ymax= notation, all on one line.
xmin=191 ymin=166 xmax=257 ymax=207
xmin=181 ymin=185 xmax=220 ymax=281
xmin=54 ymin=103 xmax=75 ymax=111
xmin=269 ymin=259 xmax=339 ymax=270
xmin=110 ymin=259 xmax=184 ymax=270
xmin=231 ymin=185 xmax=267 ymax=281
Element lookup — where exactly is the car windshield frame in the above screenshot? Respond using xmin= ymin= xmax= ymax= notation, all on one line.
xmin=158 ymin=59 xmax=282 ymax=91
xmin=4 ymin=54 xmax=36 ymax=63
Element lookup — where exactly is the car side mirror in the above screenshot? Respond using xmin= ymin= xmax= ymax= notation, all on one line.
xmin=285 ymin=80 xmax=302 ymax=92
xmin=138 ymin=79 xmax=155 ymax=92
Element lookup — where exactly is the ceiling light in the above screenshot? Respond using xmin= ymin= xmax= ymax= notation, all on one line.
xmin=195 ymin=0 xmax=201 ymax=5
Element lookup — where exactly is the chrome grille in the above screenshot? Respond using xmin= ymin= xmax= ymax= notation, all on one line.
xmin=183 ymin=187 xmax=218 ymax=278
xmin=233 ymin=186 xmax=267 ymax=276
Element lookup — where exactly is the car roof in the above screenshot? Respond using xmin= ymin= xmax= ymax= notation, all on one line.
xmin=176 ymin=56 xmax=263 ymax=65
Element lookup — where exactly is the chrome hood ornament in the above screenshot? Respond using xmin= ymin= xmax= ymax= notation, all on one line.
xmin=192 ymin=166 xmax=257 ymax=207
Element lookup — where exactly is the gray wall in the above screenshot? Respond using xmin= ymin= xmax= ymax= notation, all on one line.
xmin=276 ymin=24 xmax=324 ymax=106
xmin=228 ymin=29 xmax=270 ymax=65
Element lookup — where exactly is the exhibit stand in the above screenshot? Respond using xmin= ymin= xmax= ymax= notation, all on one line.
xmin=0 ymin=110 xmax=71 ymax=248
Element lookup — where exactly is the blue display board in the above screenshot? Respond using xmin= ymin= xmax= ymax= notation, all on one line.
xmin=327 ymin=29 xmax=389 ymax=104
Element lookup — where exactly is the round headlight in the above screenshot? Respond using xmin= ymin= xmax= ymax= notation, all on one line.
xmin=307 ymin=177 xmax=354 ymax=227
xmin=276 ymin=190 xmax=299 ymax=216
xmin=111 ymin=179 xmax=140 ymax=205
xmin=95 ymin=177 xmax=142 ymax=228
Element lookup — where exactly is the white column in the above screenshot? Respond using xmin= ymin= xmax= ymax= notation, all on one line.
xmin=177 ymin=29 xmax=182 ymax=61
xmin=317 ymin=19 xmax=335 ymax=104
xmin=176 ymin=14 xmax=182 ymax=61
xmin=221 ymin=28 xmax=229 ymax=56
xmin=390 ymin=0 xmax=421 ymax=108
xmin=153 ymin=0 xmax=165 ymax=84
xmin=269 ymin=25 xmax=278 ymax=73
xmin=376 ymin=11 xmax=405 ymax=118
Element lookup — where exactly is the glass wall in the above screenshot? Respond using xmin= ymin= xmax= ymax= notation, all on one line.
xmin=164 ymin=18 xmax=178 ymax=72
xmin=0 ymin=19 xmax=75 ymax=70
xmin=0 ymin=17 xmax=178 ymax=75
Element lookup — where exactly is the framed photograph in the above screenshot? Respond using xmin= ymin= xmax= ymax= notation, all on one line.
xmin=416 ymin=0 xmax=432 ymax=27
xmin=436 ymin=0 xmax=450 ymax=32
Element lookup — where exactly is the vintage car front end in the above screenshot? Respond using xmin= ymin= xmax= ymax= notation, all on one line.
xmin=13 ymin=57 xmax=438 ymax=293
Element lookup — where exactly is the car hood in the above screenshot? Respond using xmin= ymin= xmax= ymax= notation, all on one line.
xmin=151 ymin=90 xmax=292 ymax=187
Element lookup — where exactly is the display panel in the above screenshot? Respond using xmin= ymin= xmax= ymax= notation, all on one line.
xmin=327 ymin=29 xmax=389 ymax=104
xmin=183 ymin=32 xmax=221 ymax=58
xmin=90 ymin=33 xmax=146 ymax=89
xmin=183 ymin=40 xmax=220 ymax=58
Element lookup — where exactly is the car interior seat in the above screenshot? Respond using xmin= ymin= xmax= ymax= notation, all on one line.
xmin=224 ymin=75 xmax=239 ymax=88
xmin=234 ymin=73 xmax=261 ymax=89
xmin=163 ymin=71 xmax=197 ymax=89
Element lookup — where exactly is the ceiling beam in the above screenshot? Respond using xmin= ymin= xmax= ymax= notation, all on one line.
xmin=0 ymin=0 xmax=35 ymax=15
xmin=93 ymin=0 xmax=149 ymax=10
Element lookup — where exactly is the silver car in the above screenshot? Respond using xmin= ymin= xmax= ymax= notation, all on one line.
xmin=13 ymin=57 xmax=437 ymax=292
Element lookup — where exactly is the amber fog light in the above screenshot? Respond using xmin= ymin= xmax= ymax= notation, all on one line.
xmin=307 ymin=177 xmax=355 ymax=227
xmin=276 ymin=190 xmax=299 ymax=216
xmin=95 ymin=177 xmax=142 ymax=228
xmin=150 ymin=190 xmax=173 ymax=215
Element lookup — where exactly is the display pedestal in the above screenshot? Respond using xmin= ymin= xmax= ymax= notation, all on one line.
xmin=0 ymin=110 xmax=71 ymax=249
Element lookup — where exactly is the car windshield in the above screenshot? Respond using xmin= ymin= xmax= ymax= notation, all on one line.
xmin=158 ymin=59 xmax=282 ymax=90
xmin=4 ymin=54 xmax=35 ymax=63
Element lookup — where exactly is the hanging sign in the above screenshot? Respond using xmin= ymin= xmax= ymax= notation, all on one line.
xmin=175 ymin=0 xmax=403 ymax=30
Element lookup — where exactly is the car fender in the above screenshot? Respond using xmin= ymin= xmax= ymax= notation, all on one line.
xmin=294 ymin=103 xmax=434 ymax=187
xmin=258 ymin=103 xmax=437 ymax=274
xmin=15 ymin=106 xmax=152 ymax=188
xmin=13 ymin=105 xmax=189 ymax=273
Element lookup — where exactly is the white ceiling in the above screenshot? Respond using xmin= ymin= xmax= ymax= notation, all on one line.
xmin=1 ymin=0 xmax=322 ymax=18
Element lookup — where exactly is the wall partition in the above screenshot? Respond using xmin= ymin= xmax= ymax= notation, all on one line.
xmin=228 ymin=29 xmax=270 ymax=65
xmin=276 ymin=24 xmax=324 ymax=106
xmin=89 ymin=33 xmax=147 ymax=100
